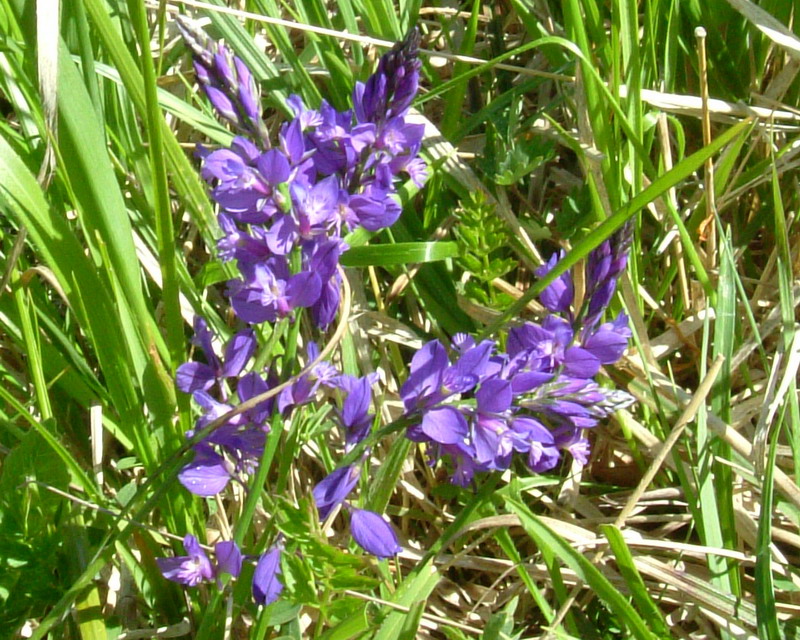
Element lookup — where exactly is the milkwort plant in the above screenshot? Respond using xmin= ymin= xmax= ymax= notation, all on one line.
xmin=158 ymin=18 xmax=634 ymax=616
xmin=157 ymin=18 xmax=421 ymax=602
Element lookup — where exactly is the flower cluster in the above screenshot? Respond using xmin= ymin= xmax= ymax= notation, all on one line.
xmin=180 ymin=19 xmax=425 ymax=330
xmin=159 ymin=17 xmax=636 ymax=615
xmin=158 ymin=21 xmax=421 ymax=599
xmin=399 ymin=227 xmax=634 ymax=486
xmin=158 ymin=534 xmax=284 ymax=605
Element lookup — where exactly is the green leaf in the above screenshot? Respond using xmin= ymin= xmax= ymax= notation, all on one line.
xmin=341 ymin=242 xmax=459 ymax=267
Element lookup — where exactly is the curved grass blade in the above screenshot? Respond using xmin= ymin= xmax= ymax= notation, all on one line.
xmin=600 ymin=525 xmax=671 ymax=638
xmin=505 ymin=496 xmax=657 ymax=640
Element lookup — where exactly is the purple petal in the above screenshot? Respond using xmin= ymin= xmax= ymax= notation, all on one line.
xmin=264 ymin=213 xmax=297 ymax=255
xmin=311 ymin=277 xmax=340 ymax=329
xmin=280 ymin=118 xmax=305 ymax=163
xmin=178 ymin=453 xmax=232 ymax=497
xmin=349 ymin=508 xmax=402 ymax=558
xmin=286 ymin=271 xmax=322 ymax=308
xmin=563 ymin=347 xmax=601 ymax=378
xmin=256 ymin=149 xmax=291 ymax=185
xmin=221 ymin=329 xmax=256 ymax=378
xmin=510 ymin=371 xmax=552 ymax=394
xmin=535 ymin=251 xmax=574 ymax=314
xmin=237 ymin=371 xmax=273 ymax=424
xmin=176 ymin=361 xmax=216 ymax=393
xmin=476 ymin=378 xmax=512 ymax=414
xmin=205 ymin=86 xmax=238 ymax=122
xmin=215 ymin=540 xmax=243 ymax=578
xmin=420 ymin=406 xmax=468 ymax=445
xmin=253 ymin=546 xmax=283 ymax=605
xmin=313 ymin=465 xmax=361 ymax=520
xmin=473 ymin=420 xmax=502 ymax=466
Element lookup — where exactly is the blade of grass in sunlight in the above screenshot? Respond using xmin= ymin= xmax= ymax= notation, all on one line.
xmin=709 ymin=227 xmax=742 ymax=597
xmin=128 ymin=0 xmax=185 ymax=375
xmin=438 ymin=0 xmax=480 ymax=139
xmin=505 ymin=496 xmax=658 ymax=640
xmin=600 ymin=525 xmax=671 ymax=638
xmin=340 ymin=241 xmax=459 ymax=267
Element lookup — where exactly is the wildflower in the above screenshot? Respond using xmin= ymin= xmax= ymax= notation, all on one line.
xmin=215 ymin=540 xmax=243 ymax=578
xmin=177 ymin=16 xmax=268 ymax=145
xmin=349 ymin=508 xmax=402 ymax=559
xmin=252 ymin=545 xmax=284 ymax=605
xmin=313 ymin=464 xmax=361 ymax=520
xmin=156 ymin=535 xmax=215 ymax=586
xmin=333 ymin=373 xmax=378 ymax=448
xmin=352 ymin=29 xmax=421 ymax=127
xmin=229 ymin=258 xmax=322 ymax=324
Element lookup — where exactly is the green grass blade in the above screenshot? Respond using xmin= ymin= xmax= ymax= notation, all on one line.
xmin=480 ymin=117 xmax=751 ymax=339
xmin=127 ymin=0 xmax=184 ymax=373
xmin=600 ymin=525 xmax=671 ymax=638
xmin=340 ymin=242 xmax=459 ymax=267
xmin=755 ymin=427 xmax=782 ymax=639
xmin=0 ymin=133 xmax=144 ymax=448
xmin=505 ymin=496 xmax=657 ymax=640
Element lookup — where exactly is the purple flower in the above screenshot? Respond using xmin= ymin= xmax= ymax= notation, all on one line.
xmin=349 ymin=508 xmax=402 ymax=558
xmin=177 ymin=17 xmax=268 ymax=144
xmin=582 ymin=224 xmax=632 ymax=329
xmin=333 ymin=374 xmax=377 ymax=448
xmin=313 ymin=464 xmax=361 ymax=520
xmin=178 ymin=447 xmax=233 ymax=496
xmin=201 ymin=146 xmax=270 ymax=222
xmin=352 ymin=29 xmax=421 ymax=127
xmin=230 ymin=258 xmax=321 ymax=324
xmin=400 ymin=339 xmax=490 ymax=413
xmin=237 ymin=371 xmax=274 ymax=426
xmin=156 ymin=534 xmax=215 ymax=586
xmin=289 ymin=175 xmax=340 ymax=240
xmin=349 ymin=186 xmax=402 ymax=231
xmin=176 ymin=323 xmax=256 ymax=394
xmin=536 ymin=250 xmax=574 ymax=316
xmin=252 ymin=545 xmax=284 ymax=605
xmin=215 ymin=540 xmax=243 ymax=578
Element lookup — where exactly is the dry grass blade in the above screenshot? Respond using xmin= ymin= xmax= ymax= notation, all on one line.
xmin=36 ymin=0 xmax=58 ymax=183
xmin=149 ymin=0 xmax=565 ymax=79
xmin=618 ymin=87 xmax=800 ymax=128
xmin=725 ymin=0 xmax=800 ymax=61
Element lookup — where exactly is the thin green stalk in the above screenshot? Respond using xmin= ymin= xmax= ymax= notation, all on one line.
xmin=128 ymin=0 xmax=184 ymax=375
